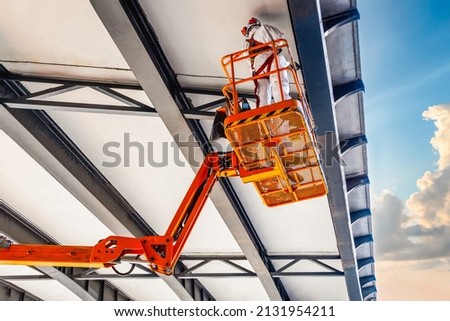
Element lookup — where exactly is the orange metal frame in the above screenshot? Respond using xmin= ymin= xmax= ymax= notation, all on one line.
xmin=220 ymin=38 xmax=314 ymax=127
xmin=220 ymin=39 xmax=327 ymax=207
xmin=223 ymin=99 xmax=328 ymax=207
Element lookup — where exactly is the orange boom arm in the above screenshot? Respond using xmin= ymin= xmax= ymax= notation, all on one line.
xmin=0 ymin=153 xmax=237 ymax=275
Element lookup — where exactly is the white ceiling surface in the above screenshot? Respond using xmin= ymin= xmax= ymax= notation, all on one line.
xmin=0 ymin=130 xmax=181 ymax=301
xmin=0 ymin=0 xmax=349 ymax=300
xmin=141 ymin=0 xmax=300 ymax=89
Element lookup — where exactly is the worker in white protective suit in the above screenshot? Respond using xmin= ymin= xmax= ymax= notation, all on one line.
xmin=241 ymin=17 xmax=291 ymax=107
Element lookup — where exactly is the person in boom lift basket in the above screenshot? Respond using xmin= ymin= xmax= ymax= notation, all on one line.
xmin=241 ymin=17 xmax=291 ymax=108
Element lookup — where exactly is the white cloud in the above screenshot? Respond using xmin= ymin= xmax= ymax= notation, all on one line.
xmin=423 ymin=104 xmax=450 ymax=169
xmin=373 ymin=104 xmax=450 ymax=261
xmin=373 ymin=190 xmax=450 ymax=261
xmin=406 ymin=104 xmax=450 ymax=228
xmin=373 ymin=190 xmax=413 ymax=259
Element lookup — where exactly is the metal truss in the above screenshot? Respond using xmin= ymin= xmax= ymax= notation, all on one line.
xmin=1 ymin=199 xmax=342 ymax=286
xmin=2 ymin=198 xmax=341 ymax=298
xmin=0 ymin=75 xmax=215 ymax=301
xmin=1 ymin=254 xmax=343 ymax=281
xmin=0 ymin=69 xmax=218 ymax=119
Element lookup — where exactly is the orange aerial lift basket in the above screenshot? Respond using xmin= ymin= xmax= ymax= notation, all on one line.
xmin=0 ymin=39 xmax=327 ymax=275
xmin=220 ymin=38 xmax=328 ymax=206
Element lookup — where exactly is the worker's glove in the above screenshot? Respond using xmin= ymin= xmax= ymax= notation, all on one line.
xmin=291 ymin=61 xmax=301 ymax=70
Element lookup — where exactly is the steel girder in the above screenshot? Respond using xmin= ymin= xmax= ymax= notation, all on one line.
xmin=287 ymin=0 xmax=367 ymax=300
xmin=90 ymin=0 xmax=290 ymax=301
xmin=0 ymin=74 xmax=214 ymax=301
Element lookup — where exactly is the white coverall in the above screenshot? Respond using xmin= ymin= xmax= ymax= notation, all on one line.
xmin=244 ymin=24 xmax=291 ymax=107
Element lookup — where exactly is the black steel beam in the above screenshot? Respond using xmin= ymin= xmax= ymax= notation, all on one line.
xmin=346 ymin=174 xmax=370 ymax=193
xmin=350 ymin=209 xmax=371 ymax=224
xmin=1 ymin=238 xmax=342 ymax=280
xmin=0 ymin=270 xmax=344 ymax=280
xmin=333 ymin=79 xmax=365 ymax=104
xmin=2 ymin=253 xmax=345 ymax=280
xmin=267 ymin=254 xmax=340 ymax=260
xmin=2 ymin=96 xmax=214 ymax=119
xmin=181 ymin=86 xmax=254 ymax=99
xmin=323 ymin=8 xmax=360 ymax=36
xmin=122 ymin=0 xmax=288 ymax=299
xmin=0 ymin=70 xmax=142 ymax=90
xmin=1 ymin=98 xmax=157 ymax=114
xmin=190 ymin=98 xmax=227 ymax=111
xmin=357 ymin=257 xmax=375 ymax=270
xmin=287 ymin=0 xmax=363 ymax=300
xmin=361 ymin=285 xmax=377 ymax=300
xmin=340 ymin=134 xmax=368 ymax=155
xmin=0 ymin=66 xmax=219 ymax=119
xmin=0 ymin=68 xmax=216 ymax=119
xmin=359 ymin=275 xmax=376 ymax=287
xmin=90 ymin=0 xmax=288 ymax=300
xmin=353 ymin=235 xmax=373 ymax=249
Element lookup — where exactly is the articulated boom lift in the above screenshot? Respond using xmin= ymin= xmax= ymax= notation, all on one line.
xmin=0 ymin=39 xmax=327 ymax=275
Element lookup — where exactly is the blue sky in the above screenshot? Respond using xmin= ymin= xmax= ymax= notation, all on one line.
xmin=358 ymin=0 xmax=450 ymax=300
xmin=360 ymin=0 xmax=450 ymax=198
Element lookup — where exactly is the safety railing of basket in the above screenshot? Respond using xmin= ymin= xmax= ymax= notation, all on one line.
xmin=220 ymin=38 xmax=315 ymax=130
